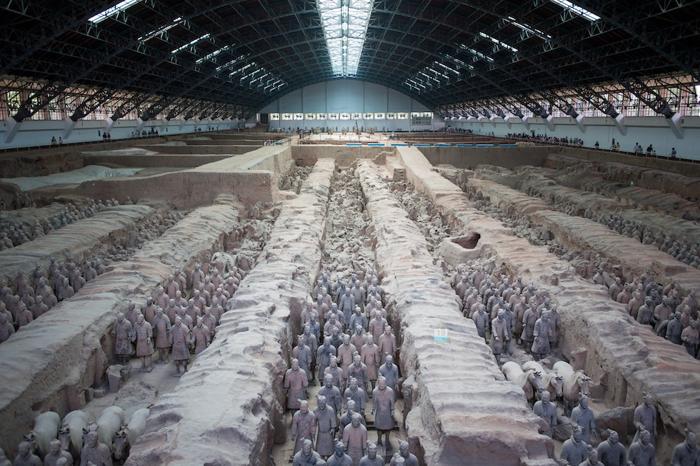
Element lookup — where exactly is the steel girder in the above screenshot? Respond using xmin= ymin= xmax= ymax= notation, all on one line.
xmin=1 ymin=0 xmax=698 ymax=119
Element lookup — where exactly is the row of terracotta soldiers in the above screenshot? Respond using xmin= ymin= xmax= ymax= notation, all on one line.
xmin=597 ymin=272 xmax=700 ymax=358
xmin=112 ymin=260 xmax=244 ymax=374
xmin=0 ymin=208 xmax=185 ymax=345
xmin=285 ymin=268 xmax=405 ymax=464
xmin=0 ymin=258 xmax=108 ymax=344
xmin=452 ymin=263 xmax=560 ymax=361
xmin=0 ymin=199 xmax=111 ymax=249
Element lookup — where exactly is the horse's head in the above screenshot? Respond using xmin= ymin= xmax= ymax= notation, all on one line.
xmin=577 ymin=373 xmax=592 ymax=395
xmin=58 ymin=427 xmax=71 ymax=451
xmin=551 ymin=375 xmax=565 ymax=398
xmin=22 ymin=432 xmax=38 ymax=454
xmin=113 ymin=427 xmax=130 ymax=461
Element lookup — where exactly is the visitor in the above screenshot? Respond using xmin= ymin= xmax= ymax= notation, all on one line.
xmin=646 ymin=144 xmax=653 ymax=156
xmin=58 ymin=137 xmax=63 ymax=146
xmin=50 ymin=136 xmax=57 ymax=146
xmin=671 ymin=147 xmax=677 ymax=159
xmin=594 ymin=141 xmax=599 ymax=150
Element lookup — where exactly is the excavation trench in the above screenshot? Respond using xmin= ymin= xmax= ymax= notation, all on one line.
xmin=0 ymin=195 xmax=240 ymax=456
xmin=356 ymin=161 xmax=556 ymax=466
xmin=397 ymin=146 xmax=700 ymax=459
xmin=0 ymin=204 xmax=156 ymax=279
xmin=271 ymin=162 xmax=408 ymax=464
xmin=448 ymin=170 xmax=700 ymax=369
xmin=473 ymin=164 xmax=700 ymax=270
xmin=0 ymin=203 xmax=188 ymax=341
xmin=126 ymin=159 xmax=335 ymax=466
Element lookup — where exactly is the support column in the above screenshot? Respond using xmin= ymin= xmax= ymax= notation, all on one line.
xmin=4 ymin=117 xmax=21 ymax=143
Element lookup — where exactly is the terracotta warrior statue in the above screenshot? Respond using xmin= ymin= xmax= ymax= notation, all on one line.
xmin=571 ymin=395 xmax=596 ymax=444
xmin=533 ymin=390 xmax=557 ymax=437
xmin=43 ymin=439 xmax=73 ymax=466
xmin=12 ymin=441 xmax=41 ymax=466
xmin=560 ymin=427 xmax=589 ymax=466
xmin=627 ymin=429 xmax=655 ymax=466
xmin=314 ymin=394 xmax=337 ymax=459
xmin=192 ymin=317 xmax=210 ymax=355
xmin=397 ymin=441 xmax=418 ymax=466
xmin=170 ymin=316 xmax=191 ymax=375
xmin=633 ymin=394 xmax=657 ymax=445
xmin=491 ymin=309 xmax=511 ymax=360
xmin=359 ymin=442 xmax=383 ymax=466
xmin=372 ymin=376 xmax=395 ymax=447
xmin=113 ymin=312 xmax=133 ymax=365
xmin=596 ymin=430 xmax=626 ymax=466
xmin=80 ymin=431 xmax=112 ymax=466
xmin=579 ymin=449 xmax=604 ymax=466
xmin=318 ymin=374 xmax=342 ymax=416
xmin=342 ymin=413 xmax=367 ymax=465
xmin=153 ymin=308 xmax=171 ymax=363
xmin=292 ymin=400 xmax=317 ymax=455
xmin=133 ymin=313 xmax=154 ymax=372
xmin=326 ymin=441 xmax=353 ymax=466
xmin=292 ymin=438 xmax=323 ymax=466
xmin=285 ymin=358 xmax=309 ymax=411
xmin=671 ymin=429 xmax=699 ymax=466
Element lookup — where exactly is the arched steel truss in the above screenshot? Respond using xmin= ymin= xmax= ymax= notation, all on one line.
xmin=0 ymin=0 xmax=698 ymax=123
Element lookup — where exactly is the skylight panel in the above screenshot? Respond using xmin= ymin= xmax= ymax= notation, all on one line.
xmin=479 ymin=32 xmax=518 ymax=53
xmin=504 ymin=16 xmax=552 ymax=40
xmin=459 ymin=44 xmax=494 ymax=62
xmin=230 ymin=62 xmax=254 ymax=77
xmin=215 ymin=54 xmax=249 ymax=72
xmin=550 ymin=0 xmax=600 ymax=21
xmin=196 ymin=45 xmax=232 ymax=64
xmin=138 ymin=17 xmax=184 ymax=42
xmin=171 ymin=33 xmax=210 ymax=55
xmin=89 ymin=0 xmax=142 ymax=24
xmin=444 ymin=53 xmax=474 ymax=70
xmin=435 ymin=61 xmax=460 ymax=76
xmin=317 ymin=0 xmax=373 ymax=76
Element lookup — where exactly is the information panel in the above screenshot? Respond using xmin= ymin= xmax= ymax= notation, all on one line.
xmin=411 ymin=112 xmax=432 ymax=125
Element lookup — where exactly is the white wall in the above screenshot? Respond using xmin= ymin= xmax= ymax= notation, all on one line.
xmin=447 ymin=115 xmax=700 ymax=161
xmin=0 ymin=118 xmax=243 ymax=150
xmin=259 ymin=79 xmax=443 ymax=132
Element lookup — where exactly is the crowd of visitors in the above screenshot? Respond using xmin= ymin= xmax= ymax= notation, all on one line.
xmin=507 ymin=132 xmax=681 ymax=159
